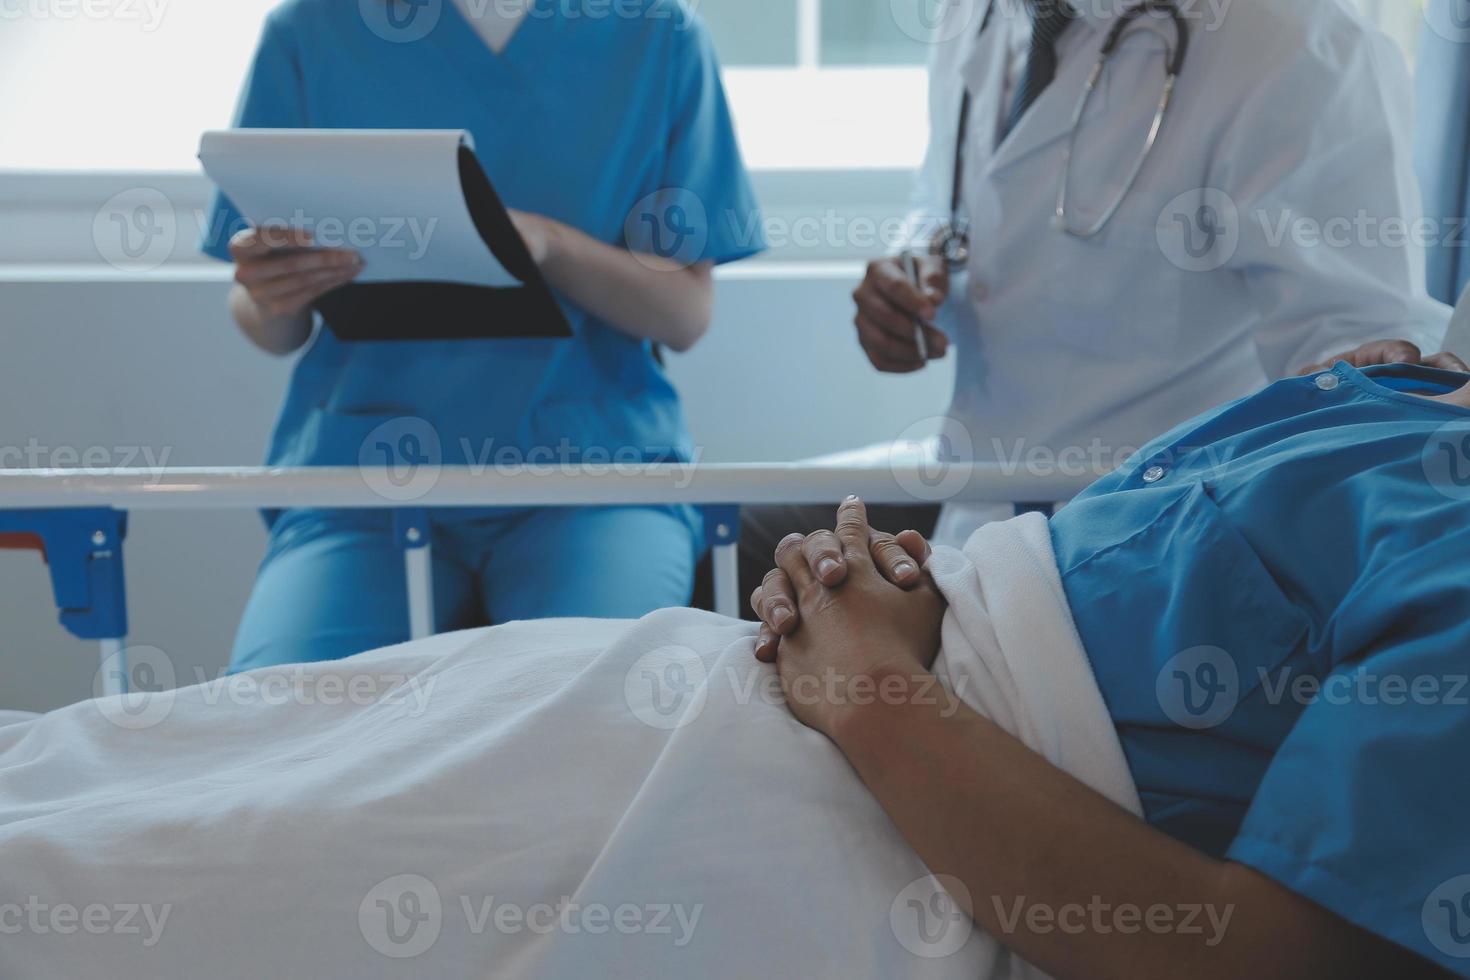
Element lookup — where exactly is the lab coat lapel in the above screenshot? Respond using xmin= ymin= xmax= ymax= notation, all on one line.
xmin=985 ymin=19 xmax=1107 ymax=177
xmin=959 ymin=4 xmax=1009 ymax=156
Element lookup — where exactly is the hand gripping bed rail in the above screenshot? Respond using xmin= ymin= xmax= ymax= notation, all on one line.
xmin=0 ymin=465 xmax=1100 ymax=697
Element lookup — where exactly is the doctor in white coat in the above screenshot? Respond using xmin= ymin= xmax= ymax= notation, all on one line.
xmin=740 ymin=0 xmax=1463 ymax=590
xmin=886 ymin=0 xmax=1465 ymax=541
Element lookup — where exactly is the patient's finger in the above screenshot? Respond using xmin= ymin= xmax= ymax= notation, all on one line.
xmin=773 ymin=534 xmax=819 ymax=594
xmin=869 ymin=530 xmax=921 ymax=587
xmin=1425 ymin=351 xmax=1470 ymax=373
xmin=894 ymin=529 xmax=933 ymax=565
xmin=802 ymin=530 xmax=848 ymax=586
xmin=833 ymin=497 xmax=874 ymax=569
xmin=754 ymin=625 xmax=779 ymax=663
xmin=752 ymin=570 xmax=798 ymax=634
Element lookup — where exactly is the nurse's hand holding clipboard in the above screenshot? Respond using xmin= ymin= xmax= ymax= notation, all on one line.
xmin=851 ymin=253 xmax=950 ymax=373
xmin=505 ymin=208 xmax=714 ymax=353
xmin=227 ymin=227 xmax=363 ymax=355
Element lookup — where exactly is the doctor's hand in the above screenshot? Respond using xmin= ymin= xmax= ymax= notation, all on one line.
xmin=1296 ymin=339 xmax=1470 ymax=376
xmin=228 ymin=227 xmax=362 ymax=320
xmin=750 ymin=501 xmax=937 ymax=663
xmin=753 ymin=499 xmax=949 ymax=741
xmin=853 ymin=255 xmax=950 ymax=372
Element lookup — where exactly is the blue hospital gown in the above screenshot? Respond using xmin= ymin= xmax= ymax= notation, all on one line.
xmin=1051 ymin=361 xmax=1470 ymax=974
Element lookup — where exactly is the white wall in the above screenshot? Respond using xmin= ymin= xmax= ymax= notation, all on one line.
xmin=0 ymin=268 xmax=953 ymax=713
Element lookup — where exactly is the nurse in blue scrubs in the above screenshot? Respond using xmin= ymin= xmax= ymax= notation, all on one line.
xmin=751 ymin=360 xmax=1470 ymax=977
xmin=204 ymin=0 xmax=764 ymax=671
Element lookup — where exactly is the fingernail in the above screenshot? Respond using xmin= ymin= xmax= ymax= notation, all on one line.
xmin=845 ymin=494 xmax=860 ymax=502
xmin=818 ymin=558 xmax=841 ymax=580
xmin=894 ymin=561 xmax=916 ymax=578
xmin=771 ymin=606 xmax=793 ymax=630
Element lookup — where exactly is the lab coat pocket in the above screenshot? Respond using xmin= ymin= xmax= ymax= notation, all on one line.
xmin=1042 ymin=216 xmax=1189 ymax=357
xmin=1065 ymin=481 xmax=1310 ymax=731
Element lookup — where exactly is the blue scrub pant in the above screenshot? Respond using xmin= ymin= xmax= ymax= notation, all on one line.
xmin=228 ymin=505 xmax=699 ymax=672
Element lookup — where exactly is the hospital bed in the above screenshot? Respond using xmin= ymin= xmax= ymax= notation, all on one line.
xmin=0 ymin=462 xmax=1097 ymax=697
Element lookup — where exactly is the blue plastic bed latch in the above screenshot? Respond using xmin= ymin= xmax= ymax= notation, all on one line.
xmin=705 ymin=505 xmax=741 ymax=546
xmin=393 ymin=508 xmax=431 ymax=550
xmin=0 ymin=508 xmax=128 ymax=640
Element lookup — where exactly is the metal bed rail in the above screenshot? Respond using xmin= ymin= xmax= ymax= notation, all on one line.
xmin=0 ymin=464 xmax=1101 ymax=696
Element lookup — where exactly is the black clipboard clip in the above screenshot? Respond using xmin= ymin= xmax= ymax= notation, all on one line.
xmin=314 ymin=144 xmax=573 ymax=342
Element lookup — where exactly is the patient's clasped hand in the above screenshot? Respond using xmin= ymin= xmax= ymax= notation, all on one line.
xmin=2 ymin=362 xmax=1468 ymax=980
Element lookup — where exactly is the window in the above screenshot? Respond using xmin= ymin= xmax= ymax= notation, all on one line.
xmin=0 ymin=0 xmax=1434 ymax=174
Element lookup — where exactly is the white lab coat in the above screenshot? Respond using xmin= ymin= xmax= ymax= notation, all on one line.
xmin=912 ymin=0 xmax=1451 ymax=545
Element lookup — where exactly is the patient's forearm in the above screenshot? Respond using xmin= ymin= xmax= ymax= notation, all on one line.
xmin=832 ymin=683 xmax=1418 ymax=980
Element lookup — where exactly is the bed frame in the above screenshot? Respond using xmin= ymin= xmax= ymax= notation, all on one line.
xmin=0 ymin=463 xmax=1096 ymax=696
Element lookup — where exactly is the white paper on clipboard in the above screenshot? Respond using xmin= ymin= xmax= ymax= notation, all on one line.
xmin=198 ymin=129 xmax=521 ymax=289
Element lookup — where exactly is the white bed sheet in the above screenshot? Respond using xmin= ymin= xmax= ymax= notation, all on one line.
xmin=0 ymin=514 xmax=1134 ymax=979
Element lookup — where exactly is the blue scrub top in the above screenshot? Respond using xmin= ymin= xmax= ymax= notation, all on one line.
xmin=203 ymin=0 xmax=764 ymax=494
xmin=1051 ymin=362 xmax=1470 ymax=974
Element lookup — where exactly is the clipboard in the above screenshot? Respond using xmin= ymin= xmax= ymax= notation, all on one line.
xmin=199 ymin=130 xmax=572 ymax=342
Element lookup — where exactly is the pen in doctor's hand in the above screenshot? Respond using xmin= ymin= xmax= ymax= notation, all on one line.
xmin=901 ymin=251 xmax=930 ymax=361
xmin=852 ymin=254 xmax=949 ymax=374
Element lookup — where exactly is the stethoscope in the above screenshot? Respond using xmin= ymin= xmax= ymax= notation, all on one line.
xmin=933 ymin=0 xmax=1191 ymax=268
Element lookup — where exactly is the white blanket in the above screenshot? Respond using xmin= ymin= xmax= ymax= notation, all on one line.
xmin=0 ymin=514 xmax=1137 ymax=979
